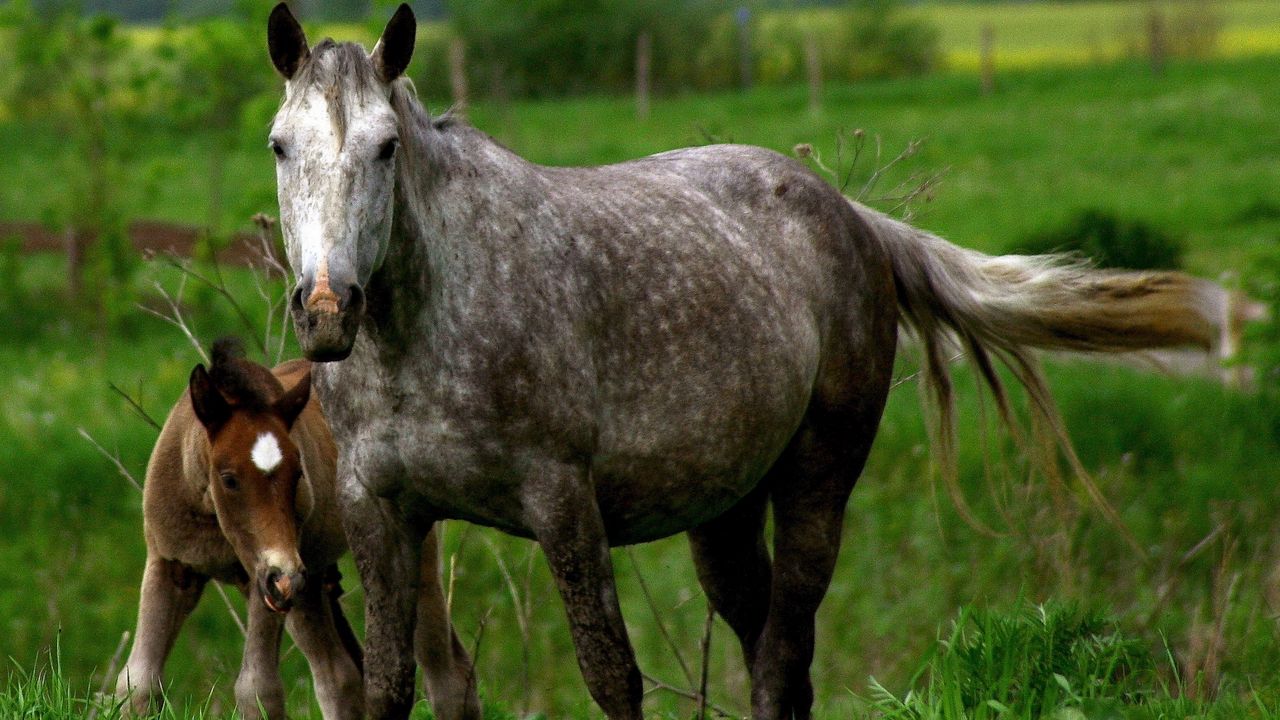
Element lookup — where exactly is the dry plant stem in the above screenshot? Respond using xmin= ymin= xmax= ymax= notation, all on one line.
xmin=213 ymin=583 xmax=248 ymax=638
xmin=76 ymin=427 xmax=143 ymax=493
xmin=159 ymin=254 xmax=267 ymax=359
xmin=639 ymin=672 xmax=736 ymax=719
xmin=140 ymin=276 xmax=208 ymax=365
xmin=859 ymin=137 xmax=922 ymax=201
xmin=1145 ymin=522 xmax=1227 ymax=628
xmin=626 ymin=547 xmax=696 ymax=687
xmin=108 ymin=381 xmax=162 ymax=431
xmin=251 ymin=213 xmax=293 ymax=364
xmin=87 ymin=630 xmax=132 ymax=720
xmin=698 ymin=604 xmax=714 ymax=720
xmin=484 ymin=536 xmax=532 ymax=704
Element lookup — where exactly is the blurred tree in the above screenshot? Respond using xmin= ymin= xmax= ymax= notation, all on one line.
xmin=155 ymin=0 xmax=278 ymax=240
xmin=0 ymin=0 xmax=145 ymax=311
xmin=446 ymin=0 xmax=719 ymax=98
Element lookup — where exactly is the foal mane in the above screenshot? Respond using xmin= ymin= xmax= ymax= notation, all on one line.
xmin=208 ymin=338 xmax=283 ymax=412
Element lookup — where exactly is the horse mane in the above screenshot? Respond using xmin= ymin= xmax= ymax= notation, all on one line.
xmin=208 ymin=337 xmax=283 ymax=411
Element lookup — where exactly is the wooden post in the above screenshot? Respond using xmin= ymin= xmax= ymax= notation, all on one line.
xmin=736 ymin=6 xmax=753 ymax=90
xmin=980 ymin=23 xmax=996 ymax=96
xmin=635 ymin=31 xmax=652 ymax=120
xmin=1148 ymin=8 xmax=1167 ymax=75
xmin=804 ymin=32 xmax=822 ymax=115
xmin=448 ymin=37 xmax=468 ymax=109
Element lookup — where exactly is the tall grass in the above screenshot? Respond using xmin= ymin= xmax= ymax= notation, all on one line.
xmin=863 ymin=603 xmax=1280 ymax=720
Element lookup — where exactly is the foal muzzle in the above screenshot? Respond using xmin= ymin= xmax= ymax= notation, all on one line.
xmin=290 ymin=277 xmax=364 ymax=362
xmin=261 ymin=566 xmax=307 ymax=614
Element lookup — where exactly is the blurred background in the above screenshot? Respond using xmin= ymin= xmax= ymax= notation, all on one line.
xmin=3 ymin=0 xmax=1280 ymax=718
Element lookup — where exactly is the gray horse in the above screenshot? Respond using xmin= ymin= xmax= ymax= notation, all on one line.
xmin=266 ymin=4 xmax=1228 ymax=719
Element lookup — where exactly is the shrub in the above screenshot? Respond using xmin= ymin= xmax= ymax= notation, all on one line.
xmin=1012 ymin=209 xmax=1185 ymax=270
xmin=865 ymin=603 xmax=1157 ymax=719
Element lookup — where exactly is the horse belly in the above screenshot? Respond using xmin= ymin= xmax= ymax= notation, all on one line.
xmin=591 ymin=345 xmax=816 ymax=545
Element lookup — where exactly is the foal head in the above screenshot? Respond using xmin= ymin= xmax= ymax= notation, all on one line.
xmin=267 ymin=2 xmax=417 ymax=361
xmin=189 ymin=339 xmax=313 ymax=613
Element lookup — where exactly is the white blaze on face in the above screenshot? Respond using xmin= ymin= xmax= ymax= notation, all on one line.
xmin=251 ymin=432 xmax=284 ymax=474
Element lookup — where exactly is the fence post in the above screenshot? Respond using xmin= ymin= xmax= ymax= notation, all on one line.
xmin=636 ymin=31 xmax=652 ymax=120
xmin=736 ymin=6 xmax=753 ymax=90
xmin=980 ymin=23 xmax=996 ymax=96
xmin=448 ymin=37 xmax=468 ymax=109
xmin=805 ymin=32 xmax=822 ymax=115
xmin=1148 ymin=8 xmax=1167 ymax=75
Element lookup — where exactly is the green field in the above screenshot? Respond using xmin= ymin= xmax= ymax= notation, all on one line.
xmin=4 ymin=13 xmax=1280 ymax=720
xmin=908 ymin=0 xmax=1280 ymax=69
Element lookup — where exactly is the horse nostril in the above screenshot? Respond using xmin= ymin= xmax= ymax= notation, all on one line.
xmin=290 ymin=284 xmax=308 ymax=315
xmin=264 ymin=567 xmax=291 ymax=598
xmin=342 ymin=284 xmax=364 ymax=314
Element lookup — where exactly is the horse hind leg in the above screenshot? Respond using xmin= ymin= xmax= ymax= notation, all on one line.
xmin=751 ymin=409 xmax=879 ymax=720
xmin=687 ymin=485 xmax=772 ymax=669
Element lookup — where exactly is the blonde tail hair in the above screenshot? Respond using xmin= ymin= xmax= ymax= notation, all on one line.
xmin=861 ymin=202 xmax=1225 ymax=544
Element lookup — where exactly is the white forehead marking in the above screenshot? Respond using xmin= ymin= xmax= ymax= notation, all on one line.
xmin=251 ymin=432 xmax=284 ymax=473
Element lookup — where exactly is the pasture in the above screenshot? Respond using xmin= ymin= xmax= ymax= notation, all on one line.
xmin=2 ymin=20 xmax=1280 ymax=720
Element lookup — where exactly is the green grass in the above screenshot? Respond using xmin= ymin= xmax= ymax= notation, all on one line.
xmin=4 ymin=52 xmax=1280 ymax=720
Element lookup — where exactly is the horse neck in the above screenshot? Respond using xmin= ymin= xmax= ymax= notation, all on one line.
xmin=368 ymin=98 xmax=536 ymax=340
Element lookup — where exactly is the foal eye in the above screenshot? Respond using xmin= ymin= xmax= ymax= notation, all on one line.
xmin=269 ymin=139 xmax=286 ymax=160
xmin=377 ymin=138 xmax=399 ymax=161
xmin=220 ymin=472 xmax=239 ymax=490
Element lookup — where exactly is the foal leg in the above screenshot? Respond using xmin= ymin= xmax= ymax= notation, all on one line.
xmin=751 ymin=419 xmax=877 ymax=720
xmin=687 ymin=486 xmax=771 ymax=668
xmin=285 ymin=567 xmax=363 ymax=720
xmin=525 ymin=461 xmax=642 ymax=720
xmin=115 ymin=556 xmax=207 ymax=715
xmin=235 ymin=585 xmax=287 ymax=720
xmin=415 ymin=524 xmax=481 ymax=720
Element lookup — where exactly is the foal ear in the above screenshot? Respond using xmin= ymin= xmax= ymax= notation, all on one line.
xmin=268 ymin=2 xmax=310 ymax=80
xmin=371 ymin=3 xmax=416 ymax=83
xmin=274 ymin=370 xmax=312 ymax=429
xmin=190 ymin=364 xmax=232 ymax=435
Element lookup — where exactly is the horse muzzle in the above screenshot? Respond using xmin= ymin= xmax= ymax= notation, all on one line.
xmin=290 ymin=277 xmax=364 ymax=362
xmin=260 ymin=565 xmax=307 ymax=614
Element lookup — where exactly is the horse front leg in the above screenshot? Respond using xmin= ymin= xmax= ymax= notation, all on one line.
xmin=416 ymin=524 xmax=481 ymax=720
xmin=525 ymin=462 xmax=642 ymax=720
xmin=235 ymin=584 xmax=286 ymax=720
xmin=341 ymin=480 xmax=422 ymax=720
xmin=115 ymin=556 xmax=207 ymax=715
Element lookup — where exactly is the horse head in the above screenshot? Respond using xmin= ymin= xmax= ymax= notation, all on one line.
xmin=267 ymin=2 xmax=416 ymax=361
xmin=189 ymin=340 xmax=314 ymax=613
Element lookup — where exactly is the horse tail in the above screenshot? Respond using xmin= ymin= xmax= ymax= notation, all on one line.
xmin=858 ymin=201 xmax=1228 ymax=542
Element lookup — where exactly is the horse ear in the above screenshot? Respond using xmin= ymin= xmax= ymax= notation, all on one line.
xmin=190 ymin=364 xmax=232 ymax=435
xmin=268 ymin=2 xmax=310 ymax=80
xmin=274 ymin=370 xmax=312 ymax=429
xmin=370 ymin=3 xmax=416 ymax=83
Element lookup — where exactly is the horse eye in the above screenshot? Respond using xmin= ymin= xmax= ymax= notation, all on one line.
xmin=269 ymin=139 xmax=286 ymax=160
xmin=220 ymin=472 xmax=239 ymax=490
xmin=378 ymin=138 xmax=399 ymax=161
